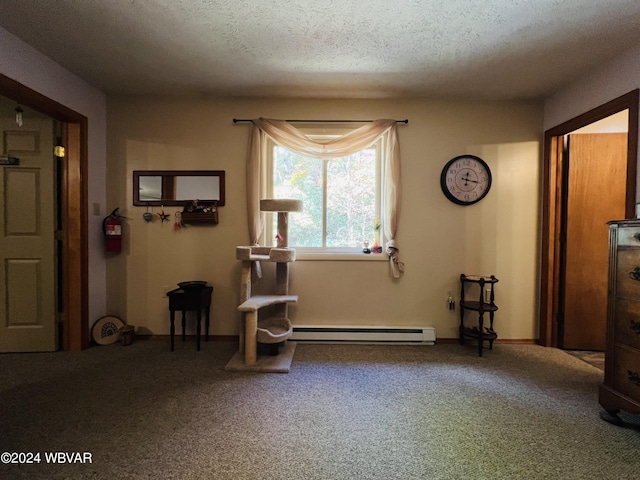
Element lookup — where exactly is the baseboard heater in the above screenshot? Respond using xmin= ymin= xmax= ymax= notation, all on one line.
xmin=291 ymin=325 xmax=436 ymax=345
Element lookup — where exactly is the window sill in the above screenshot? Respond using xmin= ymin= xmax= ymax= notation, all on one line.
xmin=296 ymin=252 xmax=388 ymax=261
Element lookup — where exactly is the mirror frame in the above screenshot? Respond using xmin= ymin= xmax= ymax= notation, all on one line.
xmin=133 ymin=170 xmax=225 ymax=206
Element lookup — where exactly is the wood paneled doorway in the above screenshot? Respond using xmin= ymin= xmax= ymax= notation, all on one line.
xmin=539 ymin=89 xmax=639 ymax=348
xmin=0 ymin=73 xmax=89 ymax=351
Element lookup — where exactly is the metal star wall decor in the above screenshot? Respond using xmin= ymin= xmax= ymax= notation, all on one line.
xmin=157 ymin=209 xmax=170 ymax=223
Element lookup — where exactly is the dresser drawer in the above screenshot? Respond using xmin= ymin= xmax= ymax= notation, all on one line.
xmin=615 ymin=250 xmax=640 ymax=299
xmin=612 ymin=345 xmax=640 ymax=401
xmin=617 ymin=227 xmax=640 ymax=247
xmin=614 ymin=298 xmax=640 ymax=350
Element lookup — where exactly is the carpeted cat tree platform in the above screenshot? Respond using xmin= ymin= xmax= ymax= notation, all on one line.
xmin=225 ymin=199 xmax=302 ymax=373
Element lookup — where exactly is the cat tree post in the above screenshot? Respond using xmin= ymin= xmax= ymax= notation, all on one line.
xmin=261 ymin=199 xmax=301 ymax=321
xmin=238 ymin=259 xmax=252 ymax=355
xmin=229 ymin=198 xmax=302 ymax=371
xmin=260 ymin=199 xmax=302 ymax=246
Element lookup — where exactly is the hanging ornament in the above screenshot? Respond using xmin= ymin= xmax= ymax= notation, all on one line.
xmin=15 ymin=105 xmax=23 ymax=127
xmin=157 ymin=205 xmax=170 ymax=223
xmin=174 ymin=212 xmax=185 ymax=231
xmin=143 ymin=205 xmax=153 ymax=222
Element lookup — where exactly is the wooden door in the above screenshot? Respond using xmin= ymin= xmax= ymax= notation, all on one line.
xmin=0 ymin=118 xmax=57 ymax=352
xmin=562 ymin=133 xmax=627 ymax=350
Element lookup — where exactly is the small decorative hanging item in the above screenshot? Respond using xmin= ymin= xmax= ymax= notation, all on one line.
xmin=157 ymin=205 xmax=170 ymax=224
xmin=143 ymin=205 xmax=153 ymax=222
xmin=15 ymin=105 xmax=23 ymax=127
xmin=174 ymin=212 xmax=185 ymax=231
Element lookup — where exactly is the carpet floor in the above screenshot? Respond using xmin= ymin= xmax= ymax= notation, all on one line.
xmin=1 ymin=340 xmax=639 ymax=479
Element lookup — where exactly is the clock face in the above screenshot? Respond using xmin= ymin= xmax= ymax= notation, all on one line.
xmin=440 ymin=155 xmax=492 ymax=205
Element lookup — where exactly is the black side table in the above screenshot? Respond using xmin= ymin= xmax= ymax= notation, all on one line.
xmin=166 ymin=286 xmax=213 ymax=351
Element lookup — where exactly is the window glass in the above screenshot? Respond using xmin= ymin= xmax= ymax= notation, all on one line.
xmin=273 ymin=147 xmax=323 ymax=247
xmin=270 ymin=139 xmax=380 ymax=251
xmin=326 ymin=150 xmax=376 ymax=247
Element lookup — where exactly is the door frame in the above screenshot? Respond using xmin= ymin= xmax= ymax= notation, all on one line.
xmin=539 ymin=89 xmax=639 ymax=347
xmin=0 ymin=73 xmax=89 ymax=351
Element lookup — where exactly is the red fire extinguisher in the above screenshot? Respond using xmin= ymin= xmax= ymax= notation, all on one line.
xmin=103 ymin=208 xmax=124 ymax=253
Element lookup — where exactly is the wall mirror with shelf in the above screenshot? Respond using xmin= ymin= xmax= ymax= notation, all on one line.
xmin=133 ymin=170 xmax=225 ymax=207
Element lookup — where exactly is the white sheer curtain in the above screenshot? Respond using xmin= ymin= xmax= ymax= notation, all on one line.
xmin=246 ymin=118 xmax=404 ymax=278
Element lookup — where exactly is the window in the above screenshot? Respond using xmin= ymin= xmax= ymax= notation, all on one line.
xmin=246 ymin=118 xmax=402 ymax=274
xmin=264 ymin=132 xmax=383 ymax=254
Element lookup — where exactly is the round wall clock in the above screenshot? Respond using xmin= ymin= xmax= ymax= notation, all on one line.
xmin=440 ymin=154 xmax=492 ymax=206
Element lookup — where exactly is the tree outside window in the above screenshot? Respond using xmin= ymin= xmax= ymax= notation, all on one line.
xmin=270 ymin=142 xmax=380 ymax=250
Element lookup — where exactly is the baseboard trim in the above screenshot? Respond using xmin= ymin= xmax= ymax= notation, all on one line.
xmin=436 ymin=338 xmax=537 ymax=345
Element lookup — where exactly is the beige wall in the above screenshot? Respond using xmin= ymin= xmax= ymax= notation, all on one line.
xmin=107 ymin=97 xmax=542 ymax=340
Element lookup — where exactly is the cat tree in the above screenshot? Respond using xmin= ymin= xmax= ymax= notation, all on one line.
xmin=229 ymin=198 xmax=302 ymax=370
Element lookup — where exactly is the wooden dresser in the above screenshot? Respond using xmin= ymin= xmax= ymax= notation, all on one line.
xmin=599 ymin=219 xmax=640 ymax=425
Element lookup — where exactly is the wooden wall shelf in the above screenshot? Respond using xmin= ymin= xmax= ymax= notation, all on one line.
xmin=181 ymin=212 xmax=218 ymax=225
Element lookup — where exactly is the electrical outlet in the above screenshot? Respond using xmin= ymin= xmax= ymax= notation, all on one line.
xmin=92 ymin=203 xmax=101 ymax=216
xmin=447 ymin=292 xmax=455 ymax=310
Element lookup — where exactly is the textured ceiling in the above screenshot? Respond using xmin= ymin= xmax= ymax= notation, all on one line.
xmin=1 ymin=0 xmax=640 ymax=100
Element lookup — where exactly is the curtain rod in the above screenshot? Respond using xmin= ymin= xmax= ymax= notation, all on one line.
xmin=233 ymin=118 xmax=408 ymax=124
